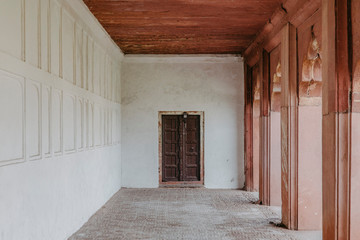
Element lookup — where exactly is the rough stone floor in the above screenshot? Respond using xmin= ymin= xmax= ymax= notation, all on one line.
xmin=69 ymin=189 xmax=322 ymax=240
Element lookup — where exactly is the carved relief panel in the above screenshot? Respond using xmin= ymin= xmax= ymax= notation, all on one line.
xmin=297 ymin=11 xmax=322 ymax=106
xmin=252 ymin=65 xmax=261 ymax=105
xmin=270 ymin=44 xmax=281 ymax=112
xmin=352 ymin=0 xmax=360 ymax=112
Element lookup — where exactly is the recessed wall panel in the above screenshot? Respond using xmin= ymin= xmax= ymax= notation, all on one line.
xmin=76 ymin=98 xmax=84 ymax=150
xmin=40 ymin=0 xmax=49 ymax=71
xmin=108 ymin=110 xmax=112 ymax=145
xmin=93 ymin=43 xmax=100 ymax=95
xmin=52 ymin=89 xmax=62 ymax=155
xmin=88 ymin=102 xmax=94 ymax=148
xmin=26 ymin=80 xmax=41 ymax=160
xmin=87 ymin=37 xmax=94 ymax=92
xmin=0 ymin=0 xmax=22 ymax=59
xmin=83 ymin=32 xmax=88 ymax=90
xmin=100 ymin=52 xmax=105 ymax=97
xmin=25 ymin=0 xmax=40 ymax=67
xmin=0 ymin=71 xmax=25 ymax=166
xmin=110 ymin=62 xmax=116 ymax=101
xmin=63 ymin=93 xmax=76 ymax=153
xmin=84 ymin=100 xmax=89 ymax=148
xmin=75 ymin=24 xmax=83 ymax=88
xmin=112 ymin=109 xmax=117 ymax=144
xmin=62 ymin=9 xmax=75 ymax=83
xmin=50 ymin=0 xmax=61 ymax=76
xmin=94 ymin=104 xmax=101 ymax=147
xmin=101 ymin=108 xmax=105 ymax=146
xmin=104 ymin=109 xmax=108 ymax=145
xmin=42 ymin=85 xmax=51 ymax=157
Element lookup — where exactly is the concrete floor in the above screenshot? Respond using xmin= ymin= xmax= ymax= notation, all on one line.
xmin=69 ymin=189 xmax=322 ymax=240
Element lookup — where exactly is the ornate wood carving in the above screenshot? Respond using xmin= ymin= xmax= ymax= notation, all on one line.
xmin=244 ymin=0 xmax=321 ymax=67
xmin=298 ymin=10 xmax=322 ymax=106
xmin=270 ymin=44 xmax=281 ymax=112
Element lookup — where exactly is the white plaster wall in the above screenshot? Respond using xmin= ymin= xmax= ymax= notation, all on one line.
xmin=121 ymin=55 xmax=245 ymax=189
xmin=0 ymin=0 xmax=123 ymax=239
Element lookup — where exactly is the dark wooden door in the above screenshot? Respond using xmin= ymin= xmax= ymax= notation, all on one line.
xmin=162 ymin=115 xmax=200 ymax=182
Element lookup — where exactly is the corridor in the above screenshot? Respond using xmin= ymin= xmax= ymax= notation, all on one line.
xmin=69 ymin=189 xmax=321 ymax=240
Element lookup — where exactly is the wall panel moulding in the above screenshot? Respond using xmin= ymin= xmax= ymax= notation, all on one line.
xmin=0 ymin=70 xmax=25 ymax=167
xmin=0 ymin=0 xmax=123 ymax=167
xmin=0 ymin=0 xmax=123 ymax=239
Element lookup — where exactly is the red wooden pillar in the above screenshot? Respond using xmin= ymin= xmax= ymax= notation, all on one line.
xmin=281 ymin=12 xmax=323 ymax=229
xmin=259 ymin=50 xmax=270 ymax=204
xmin=269 ymin=45 xmax=282 ymax=207
xmin=244 ymin=63 xmax=254 ymax=191
xmin=351 ymin=1 xmax=360 ymax=237
xmin=244 ymin=62 xmax=260 ymax=192
xmin=259 ymin=44 xmax=282 ymax=207
xmin=259 ymin=48 xmax=282 ymax=206
xmin=252 ymin=66 xmax=261 ymax=192
xmin=296 ymin=11 xmax=323 ymax=230
xmin=280 ymin=23 xmax=298 ymax=230
xmin=322 ymin=0 xmax=360 ymax=238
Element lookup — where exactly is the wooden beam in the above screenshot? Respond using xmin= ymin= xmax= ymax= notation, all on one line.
xmin=244 ymin=0 xmax=321 ymax=67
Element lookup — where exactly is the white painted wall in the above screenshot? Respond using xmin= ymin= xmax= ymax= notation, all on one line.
xmin=0 ymin=0 xmax=123 ymax=239
xmin=121 ymin=55 xmax=245 ymax=189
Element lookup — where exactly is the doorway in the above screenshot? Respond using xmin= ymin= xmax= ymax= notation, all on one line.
xmin=159 ymin=111 xmax=204 ymax=186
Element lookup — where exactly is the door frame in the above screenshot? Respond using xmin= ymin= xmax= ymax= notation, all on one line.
xmin=158 ymin=111 xmax=205 ymax=186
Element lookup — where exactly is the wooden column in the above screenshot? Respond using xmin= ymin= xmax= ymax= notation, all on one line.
xmin=259 ymin=50 xmax=271 ymax=205
xmin=244 ymin=61 xmax=261 ymax=192
xmin=252 ymin=65 xmax=261 ymax=192
xmin=244 ymin=63 xmax=254 ymax=191
xmin=269 ymin=44 xmax=282 ymax=207
xmin=322 ymin=0 xmax=360 ymax=238
xmin=280 ymin=23 xmax=298 ymax=230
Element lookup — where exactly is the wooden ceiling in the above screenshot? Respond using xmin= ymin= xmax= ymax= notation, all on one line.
xmin=83 ymin=0 xmax=283 ymax=54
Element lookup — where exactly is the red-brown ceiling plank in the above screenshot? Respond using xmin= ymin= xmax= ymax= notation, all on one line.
xmin=83 ymin=0 xmax=283 ymax=54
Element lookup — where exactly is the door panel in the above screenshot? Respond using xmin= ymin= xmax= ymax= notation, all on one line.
xmin=162 ymin=115 xmax=180 ymax=182
xmin=183 ymin=115 xmax=200 ymax=181
xmin=162 ymin=114 xmax=200 ymax=182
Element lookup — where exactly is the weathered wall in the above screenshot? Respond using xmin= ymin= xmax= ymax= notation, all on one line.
xmin=0 ymin=0 xmax=123 ymax=239
xmin=121 ymin=55 xmax=244 ymax=189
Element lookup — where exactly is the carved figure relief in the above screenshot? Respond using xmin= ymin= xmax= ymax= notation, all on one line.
xmin=270 ymin=45 xmax=281 ymax=112
xmin=273 ymin=62 xmax=281 ymax=93
xmin=298 ymin=19 xmax=322 ymax=106
xmin=352 ymin=0 xmax=360 ymax=112
xmin=253 ymin=66 xmax=261 ymax=102
xmin=301 ymin=29 xmax=322 ymax=95
xmin=354 ymin=61 xmax=360 ymax=91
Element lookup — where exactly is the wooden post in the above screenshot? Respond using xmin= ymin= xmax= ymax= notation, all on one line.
xmin=259 ymin=50 xmax=271 ymax=205
xmin=321 ymin=0 xmax=359 ymax=239
xmin=244 ymin=63 xmax=254 ymax=191
xmin=280 ymin=23 xmax=298 ymax=230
